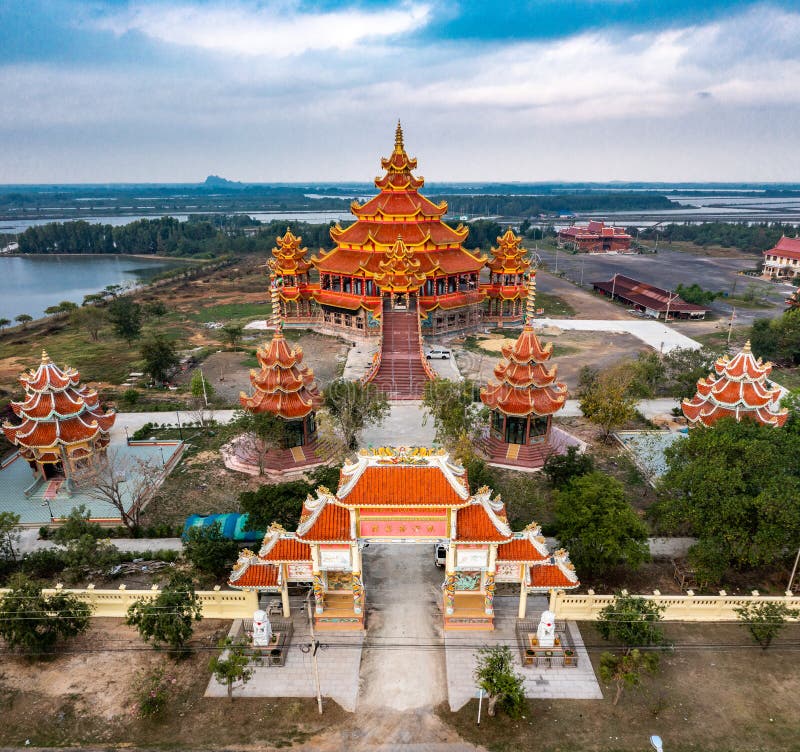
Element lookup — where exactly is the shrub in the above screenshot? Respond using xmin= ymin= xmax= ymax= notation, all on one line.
xmin=134 ymin=663 xmax=178 ymax=717
xmin=734 ymin=602 xmax=800 ymax=649
xmin=543 ymin=446 xmax=594 ymax=489
xmin=20 ymin=548 xmax=68 ymax=579
xmin=474 ymin=645 xmax=525 ymax=718
xmin=597 ymin=594 xmax=667 ymax=651
xmin=183 ymin=522 xmax=239 ymax=578
xmin=52 ymin=505 xmax=105 ymax=543
xmin=209 ymin=638 xmax=253 ymax=700
xmin=132 ymin=422 xmax=156 ymax=440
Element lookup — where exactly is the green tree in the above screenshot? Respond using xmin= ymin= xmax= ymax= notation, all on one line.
xmin=107 ymin=297 xmax=143 ymax=343
xmin=543 ymin=446 xmax=594 ymax=489
xmin=209 ymin=638 xmax=254 ymax=700
xmin=44 ymin=304 xmax=65 ymax=316
xmin=661 ymin=346 xmax=716 ymax=400
xmin=675 ymin=283 xmax=720 ymax=306
xmin=0 ymin=511 xmax=21 ymax=562
xmin=474 ymin=645 xmax=525 ymax=718
xmin=0 ymin=317 xmax=11 ymax=331
xmin=0 ymin=576 xmax=92 ymax=657
xmin=628 ymin=351 xmax=666 ymax=399
xmin=232 ymin=410 xmax=290 ymax=475
xmin=656 ymin=418 xmax=800 ymax=580
xmin=183 ymin=521 xmax=239 ymax=578
xmin=554 ymin=472 xmax=649 ymax=577
xmin=734 ymin=602 xmax=799 ymax=649
xmin=323 ymin=379 xmax=390 ymax=450
xmin=126 ymin=571 xmax=202 ymax=655
xmin=58 ymin=300 xmax=78 ymax=313
xmin=598 ymin=649 xmax=660 ymax=706
xmin=578 ymin=365 xmax=637 ymax=440
xmin=221 ymin=323 xmax=244 ymax=350
xmin=140 ymin=333 xmax=179 ymax=384
xmin=14 ymin=313 xmax=33 ymax=328
xmin=52 ymin=505 xmax=105 ymax=543
xmin=422 ymin=378 xmax=486 ymax=458
xmin=597 ymin=593 xmax=667 ymax=651
xmin=70 ymin=305 xmax=106 ymax=342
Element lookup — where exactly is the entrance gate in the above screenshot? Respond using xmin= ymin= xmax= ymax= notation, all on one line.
xmin=228 ymin=447 xmax=579 ymax=631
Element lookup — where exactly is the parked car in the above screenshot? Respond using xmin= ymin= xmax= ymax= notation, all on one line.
xmin=434 ymin=544 xmax=447 ymax=567
xmin=425 ymin=347 xmax=451 ymax=360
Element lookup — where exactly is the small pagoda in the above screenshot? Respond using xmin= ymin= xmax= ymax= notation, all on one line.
xmin=682 ymin=341 xmax=789 ymax=428
xmin=484 ymin=229 xmax=531 ymax=326
xmin=480 ymin=274 xmax=569 ymax=469
xmin=269 ymin=228 xmax=315 ymax=320
xmin=374 ymin=236 xmax=427 ymax=301
xmin=226 ymin=279 xmax=326 ymax=476
xmin=2 ymin=351 xmax=116 ymax=482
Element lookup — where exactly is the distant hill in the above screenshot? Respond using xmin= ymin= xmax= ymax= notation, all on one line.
xmin=203 ymin=174 xmax=245 ymax=189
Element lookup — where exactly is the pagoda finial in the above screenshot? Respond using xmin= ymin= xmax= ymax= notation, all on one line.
xmin=525 ymin=272 xmax=537 ymax=324
xmin=269 ymin=275 xmax=283 ymax=335
xmin=743 ymin=340 xmax=752 ymax=353
xmin=41 ymin=349 xmax=51 ymax=364
xmin=395 ymin=120 xmax=404 ymax=153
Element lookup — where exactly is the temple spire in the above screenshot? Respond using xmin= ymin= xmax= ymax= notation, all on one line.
xmin=270 ymin=275 xmax=283 ymax=335
xmin=395 ymin=120 xmax=404 ymax=153
xmin=525 ymin=272 xmax=537 ymax=324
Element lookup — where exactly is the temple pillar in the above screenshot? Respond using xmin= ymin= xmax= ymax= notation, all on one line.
xmin=280 ymin=563 xmax=290 ymax=617
xmin=351 ymin=544 xmax=364 ymax=615
xmin=484 ymin=545 xmax=497 ymax=616
xmin=444 ymin=545 xmax=456 ymax=615
xmin=310 ymin=545 xmax=324 ymax=614
xmin=518 ymin=576 xmax=528 ymax=619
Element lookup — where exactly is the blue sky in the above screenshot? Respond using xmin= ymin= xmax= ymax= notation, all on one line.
xmin=2 ymin=0 xmax=800 ymax=182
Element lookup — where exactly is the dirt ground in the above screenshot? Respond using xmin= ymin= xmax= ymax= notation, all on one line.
xmin=445 ymin=621 xmax=800 ymax=752
xmin=456 ymin=329 xmax=648 ymax=391
xmin=196 ymin=332 xmax=350 ymax=403
xmin=537 ymin=270 xmax=629 ymax=320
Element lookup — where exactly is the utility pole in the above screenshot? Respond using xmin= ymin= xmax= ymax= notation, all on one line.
xmin=788 ymin=544 xmax=800 ymax=593
xmin=580 ymin=258 xmax=585 ymax=287
xmin=200 ymin=369 xmax=209 ymax=407
xmin=554 ymin=246 xmax=559 ymax=274
xmin=665 ymin=291 xmax=674 ymax=322
xmin=727 ymin=307 xmax=736 ymax=347
xmin=306 ymin=593 xmax=323 ymax=715
xmin=611 ymin=273 xmax=618 ymax=300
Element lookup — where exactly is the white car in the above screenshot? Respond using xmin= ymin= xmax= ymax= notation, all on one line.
xmin=425 ymin=347 xmax=451 ymax=360
xmin=434 ymin=544 xmax=447 ymax=567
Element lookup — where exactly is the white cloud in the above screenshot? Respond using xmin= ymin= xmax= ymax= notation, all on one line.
xmin=91 ymin=0 xmax=431 ymax=57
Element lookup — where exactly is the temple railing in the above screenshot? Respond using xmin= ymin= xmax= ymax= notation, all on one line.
xmin=416 ymin=302 xmax=438 ymax=382
xmin=360 ymin=305 xmax=384 ymax=385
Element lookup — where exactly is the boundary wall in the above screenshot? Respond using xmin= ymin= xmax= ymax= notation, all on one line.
xmin=550 ymin=588 xmax=800 ymax=622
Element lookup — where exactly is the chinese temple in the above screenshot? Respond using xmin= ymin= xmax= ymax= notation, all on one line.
xmin=2 ymin=351 xmax=115 ymax=482
xmin=228 ymin=280 xmax=327 ymax=475
xmin=682 ymin=341 xmax=789 ymax=428
xmin=228 ymin=447 xmax=578 ymax=630
xmin=268 ymin=229 xmax=314 ymax=321
xmin=276 ymin=122 xmax=486 ymax=338
xmin=484 ymin=229 xmax=531 ymax=326
xmin=481 ymin=274 xmax=569 ymax=469
xmin=558 ymin=220 xmax=632 ymax=253
xmin=762 ymin=235 xmax=800 ymax=279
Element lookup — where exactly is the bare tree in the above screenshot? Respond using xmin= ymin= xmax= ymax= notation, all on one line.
xmin=73 ymin=449 xmax=163 ymax=532
xmin=229 ymin=410 xmax=289 ymax=476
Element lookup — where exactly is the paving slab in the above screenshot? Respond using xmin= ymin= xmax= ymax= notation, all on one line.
xmin=444 ymin=595 xmax=603 ymax=711
xmin=205 ymin=604 xmax=364 ymax=712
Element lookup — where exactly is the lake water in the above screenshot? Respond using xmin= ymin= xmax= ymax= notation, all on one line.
xmin=0 ymin=255 xmax=182 ymax=321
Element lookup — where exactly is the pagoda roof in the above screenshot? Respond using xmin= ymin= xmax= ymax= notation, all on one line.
xmin=239 ymin=284 xmax=323 ymax=421
xmin=337 ymin=448 xmax=470 ymax=507
xmin=487 ymin=230 xmax=532 ymax=275
xmin=296 ymin=489 xmax=352 ymax=542
xmin=480 ymin=275 xmax=568 ymax=418
xmin=374 ymin=236 xmax=427 ymax=293
xmin=330 ymin=219 xmax=470 ymax=249
xmin=453 ymin=488 xmax=512 ymax=543
xmin=269 ymin=228 xmax=312 ymax=276
xmin=228 ymin=551 xmax=280 ymax=590
xmin=764 ymin=235 xmax=800 ymax=261
xmin=2 ymin=351 xmax=116 ymax=452
xmin=681 ymin=341 xmax=788 ymax=428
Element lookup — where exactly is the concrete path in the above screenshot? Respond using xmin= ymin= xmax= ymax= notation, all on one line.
xmin=112 ymin=409 xmax=236 ymax=442
xmin=360 ymin=401 xmax=437 ymax=447
xmin=205 ymin=607 xmax=364 ymax=711
xmin=359 ymin=544 xmax=448 ymax=711
xmin=559 ymin=397 xmax=681 ymax=418
xmin=536 ymin=318 xmax=701 ymax=353
xmin=426 ymin=355 xmax=462 ymax=381
xmin=342 ymin=339 xmax=381 ymax=381
xmin=16 ymin=528 xmax=183 ymax=555
xmin=444 ymin=595 xmax=603 ymax=711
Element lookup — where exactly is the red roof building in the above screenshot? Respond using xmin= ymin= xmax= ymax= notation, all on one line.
xmin=481 ymin=274 xmax=568 ymax=469
xmin=592 ymin=274 xmax=708 ymax=320
xmin=763 ymin=236 xmax=800 ymax=279
xmin=483 ymin=229 xmax=532 ymax=326
xmin=682 ymin=341 xmax=789 ymax=428
xmin=558 ymin=220 xmax=632 ymax=253
xmin=309 ymin=122 xmax=487 ymax=337
xmin=228 ymin=447 xmax=578 ymax=631
xmin=2 ymin=351 xmax=115 ymax=481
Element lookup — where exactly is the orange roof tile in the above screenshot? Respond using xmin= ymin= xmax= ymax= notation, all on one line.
xmin=456 ymin=504 xmax=511 ymax=542
xmin=529 ymin=564 xmax=579 ymax=589
xmin=262 ymin=538 xmax=312 ymax=562
xmin=297 ymin=503 xmax=351 ymax=542
xmin=497 ymin=538 xmax=548 ymax=562
xmin=339 ymin=465 xmax=467 ymax=507
xmin=228 ymin=562 xmax=279 ymax=589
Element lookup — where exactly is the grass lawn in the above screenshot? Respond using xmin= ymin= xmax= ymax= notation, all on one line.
xmin=192 ymin=301 xmax=272 ymax=323
xmin=443 ymin=621 xmax=800 ymax=752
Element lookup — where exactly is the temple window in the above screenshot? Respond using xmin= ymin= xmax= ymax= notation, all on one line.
xmin=436 ymin=278 xmax=446 ymax=295
xmin=448 ymin=277 xmax=457 ymax=293
xmin=332 ymin=276 xmax=342 ymax=291
xmin=529 ymin=416 xmax=549 ymax=442
xmin=366 ymin=280 xmax=375 ymax=296
xmin=491 ymin=410 xmax=504 ymax=437
xmin=321 ymin=274 xmax=330 ymax=290
xmin=424 ymin=279 xmax=434 ymax=296
xmin=354 ymin=278 xmax=363 ymax=295
xmin=344 ymin=314 xmax=352 ymax=327
xmin=343 ymin=277 xmax=352 ymax=293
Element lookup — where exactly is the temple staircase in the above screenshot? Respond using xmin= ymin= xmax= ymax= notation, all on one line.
xmin=482 ymin=435 xmax=551 ymax=470
xmin=369 ymin=297 xmax=433 ymax=399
